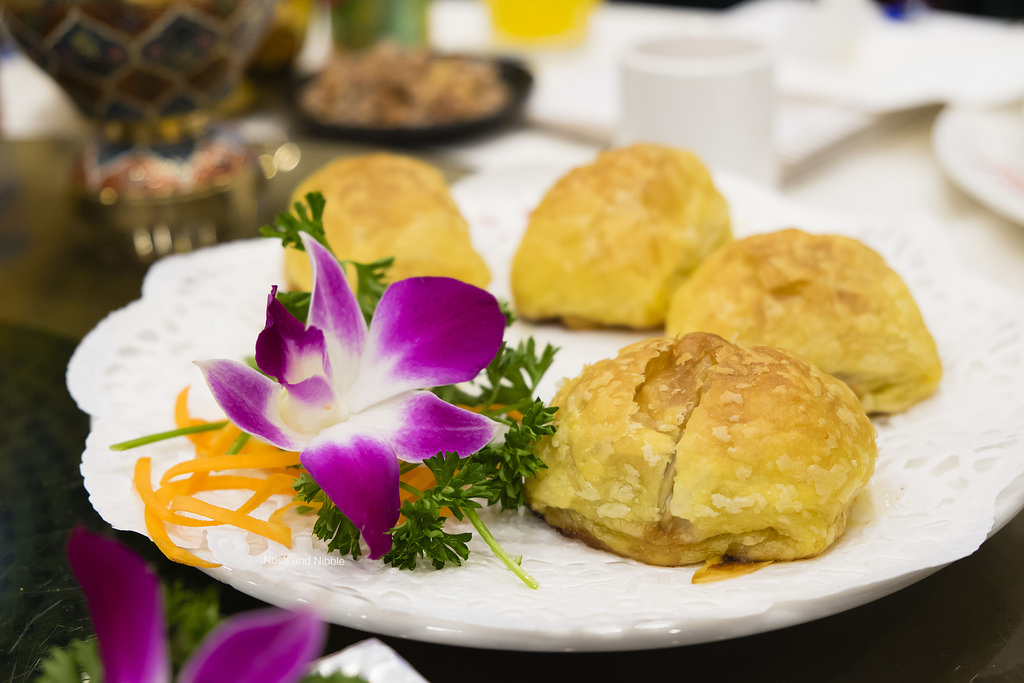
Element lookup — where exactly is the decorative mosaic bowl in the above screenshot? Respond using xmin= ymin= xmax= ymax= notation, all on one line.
xmin=1 ymin=0 xmax=276 ymax=121
xmin=2 ymin=0 xmax=278 ymax=262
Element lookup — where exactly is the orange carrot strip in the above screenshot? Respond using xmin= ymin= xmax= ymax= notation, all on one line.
xmin=160 ymin=452 xmax=303 ymax=485
xmin=237 ymin=440 xmax=290 ymax=457
xmin=268 ymin=501 xmax=301 ymax=525
xmin=188 ymin=475 xmax=276 ymax=491
xmin=175 ymin=388 xmax=217 ymax=449
xmin=235 ymin=474 xmax=298 ymax=515
xmin=401 ymin=465 xmax=436 ymax=501
xmin=174 ymin=387 xmax=192 ymax=429
xmin=268 ymin=499 xmax=322 ymax=525
xmin=169 ymin=496 xmax=292 ymax=547
xmin=154 ymin=479 xmax=191 ymax=507
xmin=135 ymin=458 xmax=218 ymax=527
xmin=201 ymin=423 xmax=243 ymax=458
xmin=460 ymin=403 xmax=524 ymax=423
xmin=398 ymin=465 xmax=452 ymax=519
xmin=185 ymin=471 xmax=210 ymax=494
xmin=144 ymin=508 xmax=220 ymax=568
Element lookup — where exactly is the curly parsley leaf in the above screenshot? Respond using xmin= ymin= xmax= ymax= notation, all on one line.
xmin=432 ymin=338 xmax=558 ymax=423
xmin=262 ymin=192 xmax=558 ymax=586
xmin=262 ymin=192 xmax=392 ymax=326
xmin=344 ymin=256 xmax=393 ymax=325
xmin=275 ymin=291 xmax=312 ymax=323
xmin=471 ymin=399 xmax=556 ymax=511
xmin=295 ymin=473 xmax=364 ymax=560
xmin=36 ymin=637 xmax=102 ymax=683
xmin=298 ymin=334 xmax=557 ymax=586
xmin=163 ymin=580 xmax=223 ymax=673
xmin=260 ymin=191 xmax=330 ymax=253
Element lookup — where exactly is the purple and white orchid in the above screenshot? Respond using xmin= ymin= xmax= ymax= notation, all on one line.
xmin=67 ymin=527 xmax=325 ymax=683
xmin=196 ymin=234 xmax=506 ymax=559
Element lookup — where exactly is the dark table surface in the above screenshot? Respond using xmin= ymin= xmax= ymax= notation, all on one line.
xmin=2 ymin=127 xmax=1024 ymax=682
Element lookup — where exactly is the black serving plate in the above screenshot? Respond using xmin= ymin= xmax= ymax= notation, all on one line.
xmin=295 ymin=56 xmax=533 ymax=146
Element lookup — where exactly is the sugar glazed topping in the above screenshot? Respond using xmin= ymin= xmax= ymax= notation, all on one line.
xmin=525 ymin=332 xmax=877 ymax=566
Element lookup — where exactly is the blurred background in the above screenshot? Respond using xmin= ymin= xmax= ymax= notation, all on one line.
xmin=6 ymin=1 xmax=1024 ymax=681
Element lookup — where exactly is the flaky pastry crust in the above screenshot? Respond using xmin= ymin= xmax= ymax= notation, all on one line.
xmin=510 ymin=144 xmax=731 ymax=329
xmin=284 ymin=153 xmax=490 ymax=291
xmin=665 ymin=229 xmax=942 ymax=414
xmin=525 ymin=333 xmax=877 ymax=566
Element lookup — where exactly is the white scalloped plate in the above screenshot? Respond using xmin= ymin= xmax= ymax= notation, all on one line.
xmin=68 ymin=168 xmax=1024 ymax=652
xmin=933 ymin=105 xmax=1024 ymax=227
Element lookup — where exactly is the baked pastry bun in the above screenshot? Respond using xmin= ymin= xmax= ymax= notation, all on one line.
xmin=284 ymin=153 xmax=490 ymax=291
xmin=665 ymin=229 xmax=942 ymax=414
xmin=510 ymin=144 xmax=731 ymax=329
xmin=525 ymin=333 xmax=877 ymax=566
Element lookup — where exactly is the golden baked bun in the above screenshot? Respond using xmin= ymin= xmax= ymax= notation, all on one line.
xmin=665 ymin=229 xmax=942 ymax=414
xmin=510 ymin=144 xmax=731 ymax=329
xmin=525 ymin=333 xmax=877 ymax=566
xmin=284 ymin=153 xmax=490 ymax=291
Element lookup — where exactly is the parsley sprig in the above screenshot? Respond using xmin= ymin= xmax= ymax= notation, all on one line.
xmin=433 ymin=338 xmax=558 ymax=422
xmin=261 ymin=191 xmax=393 ymax=325
xmin=116 ymin=193 xmax=559 ymax=589
xmin=265 ymin=195 xmax=559 ymax=588
xmin=259 ymin=191 xmax=330 ymax=252
xmin=296 ymin=397 xmax=556 ymax=589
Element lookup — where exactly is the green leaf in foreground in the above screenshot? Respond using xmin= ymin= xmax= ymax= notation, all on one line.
xmin=164 ymin=580 xmax=223 ymax=673
xmin=295 ymin=473 xmax=364 ymax=560
xmin=35 ymin=638 xmax=102 ymax=683
xmin=432 ymin=338 xmax=558 ymax=423
xmin=259 ymin=191 xmax=330 ymax=253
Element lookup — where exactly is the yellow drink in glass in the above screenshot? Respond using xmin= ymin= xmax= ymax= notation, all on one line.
xmin=486 ymin=0 xmax=599 ymax=48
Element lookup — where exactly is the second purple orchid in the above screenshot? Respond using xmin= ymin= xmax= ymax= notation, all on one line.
xmin=196 ymin=234 xmax=506 ymax=559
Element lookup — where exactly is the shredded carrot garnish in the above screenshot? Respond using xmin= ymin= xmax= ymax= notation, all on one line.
xmin=144 ymin=507 xmax=220 ymax=568
xmin=203 ymin=423 xmax=243 ymax=457
xmin=399 ymin=465 xmax=454 ymax=519
xmin=138 ymin=390 xmax=457 ymax=567
xmin=159 ymin=452 xmax=302 ymax=485
xmin=169 ymin=496 xmax=292 ymax=547
xmin=235 ymin=474 xmax=300 ymax=516
xmin=460 ymin=403 xmax=524 ymax=422
xmin=269 ymin=499 xmax=320 ymax=526
xmin=135 ymin=458 xmax=217 ymax=528
xmin=136 ymin=390 xmax=305 ymax=567
xmin=175 ymin=388 xmax=217 ymax=450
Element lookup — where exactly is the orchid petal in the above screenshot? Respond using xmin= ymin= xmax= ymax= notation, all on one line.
xmin=302 ymin=234 xmax=366 ymax=394
xmin=255 ymin=287 xmax=331 ymax=388
xmin=353 ymin=391 xmax=498 ymax=462
xmin=67 ymin=528 xmax=170 ymax=683
xmin=195 ymin=359 xmax=305 ymax=450
xmin=353 ymin=277 xmax=505 ymax=410
xmin=300 ymin=425 xmax=401 ymax=559
xmin=178 ymin=608 xmax=325 ymax=683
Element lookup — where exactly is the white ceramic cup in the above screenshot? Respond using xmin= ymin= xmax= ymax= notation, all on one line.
xmin=617 ymin=33 xmax=777 ymax=186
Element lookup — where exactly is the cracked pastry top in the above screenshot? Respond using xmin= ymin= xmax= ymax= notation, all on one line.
xmin=665 ymin=229 xmax=942 ymax=414
xmin=510 ymin=144 xmax=732 ymax=329
xmin=525 ymin=332 xmax=877 ymax=566
xmin=283 ymin=153 xmax=490 ymax=292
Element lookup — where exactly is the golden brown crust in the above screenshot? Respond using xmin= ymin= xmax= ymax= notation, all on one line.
xmin=283 ymin=153 xmax=490 ymax=291
xmin=525 ymin=333 xmax=877 ymax=566
xmin=665 ymin=229 xmax=942 ymax=414
xmin=510 ymin=144 xmax=732 ymax=329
